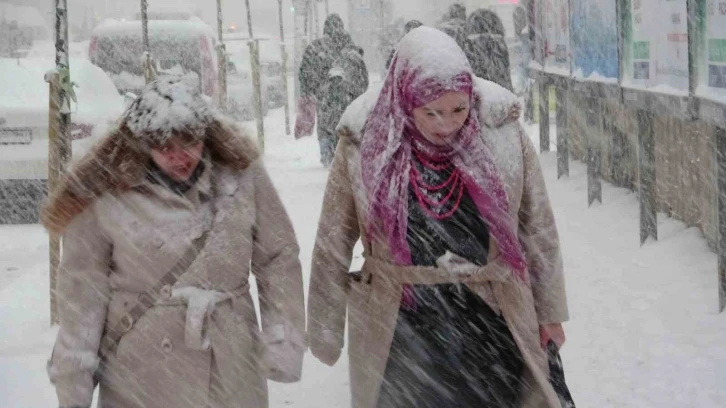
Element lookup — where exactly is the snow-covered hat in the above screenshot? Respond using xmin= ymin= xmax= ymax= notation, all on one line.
xmin=123 ymin=77 xmax=215 ymax=147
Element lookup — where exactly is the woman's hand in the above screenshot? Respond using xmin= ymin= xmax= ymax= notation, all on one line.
xmin=539 ymin=323 xmax=566 ymax=350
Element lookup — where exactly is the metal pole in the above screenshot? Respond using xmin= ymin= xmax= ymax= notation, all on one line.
xmin=308 ymin=0 xmax=314 ymax=40
xmin=556 ymin=86 xmax=569 ymax=179
xmin=217 ymin=0 xmax=227 ymax=109
xmin=637 ymin=109 xmax=657 ymax=245
xmin=250 ymin=40 xmax=265 ymax=149
xmin=539 ymin=79 xmax=550 ymax=152
xmin=49 ymin=0 xmax=72 ymax=325
xmin=325 ymin=0 xmax=330 ymax=16
xmin=303 ymin=0 xmax=310 ymax=37
xmin=246 ymin=0 xmax=254 ymax=38
xmin=47 ymin=71 xmax=61 ymax=326
xmin=293 ymin=0 xmax=308 ymax=100
xmin=278 ymin=0 xmax=291 ymax=135
xmin=216 ymin=0 xmax=224 ymax=41
xmin=245 ymin=0 xmax=265 ymax=149
xmin=716 ymin=126 xmax=726 ymax=312
xmin=313 ymin=0 xmax=319 ymax=39
xmin=586 ymin=96 xmax=602 ymax=206
xmin=141 ymin=0 xmax=150 ymax=53
xmin=140 ymin=0 xmax=156 ymax=83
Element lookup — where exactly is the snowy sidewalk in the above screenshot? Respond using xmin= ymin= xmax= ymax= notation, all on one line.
xmin=1 ymin=109 xmax=725 ymax=407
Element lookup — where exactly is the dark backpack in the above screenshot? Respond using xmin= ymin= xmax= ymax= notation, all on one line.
xmin=319 ymin=47 xmax=369 ymax=134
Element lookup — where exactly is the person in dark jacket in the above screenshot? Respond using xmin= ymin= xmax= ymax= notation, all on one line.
xmin=445 ymin=3 xmax=467 ymax=27
xmin=439 ymin=3 xmax=468 ymax=38
xmin=467 ymin=9 xmax=514 ymax=91
xmin=438 ymin=4 xmax=479 ymax=76
xmin=385 ymin=20 xmax=424 ymax=70
xmin=317 ymin=45 xmax=369 ymax=162
xmin=296 ymin=14 xmax=368 ymax=166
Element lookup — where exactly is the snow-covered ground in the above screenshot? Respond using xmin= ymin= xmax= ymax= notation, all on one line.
xmin=1 ymin=105 xmax=725 ymax=407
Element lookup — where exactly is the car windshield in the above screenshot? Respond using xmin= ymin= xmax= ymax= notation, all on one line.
xmin=93 ymin=34 xmax=202 ymax=77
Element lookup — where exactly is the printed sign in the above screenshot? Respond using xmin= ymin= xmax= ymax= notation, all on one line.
xmin=627 ymin=0 xmax=688 ymax=90
xmin=701 ymin=0 xmax=726 ymax=99
xmin=571 ymin=0 xmax=618 ymax=79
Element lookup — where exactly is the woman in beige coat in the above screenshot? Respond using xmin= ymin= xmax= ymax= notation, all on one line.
xmin=44 ymin=78 xmax=305 ymax=408
xmin=308 ymin=27 xmax=569 ymax=408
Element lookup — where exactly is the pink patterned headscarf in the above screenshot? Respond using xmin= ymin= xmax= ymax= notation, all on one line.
xmin=360 ymin=27 xmax=527 ymax=277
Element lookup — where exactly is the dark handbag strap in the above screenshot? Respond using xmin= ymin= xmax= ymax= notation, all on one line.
xmin=98 ymin=231 xmax=210 ymax=359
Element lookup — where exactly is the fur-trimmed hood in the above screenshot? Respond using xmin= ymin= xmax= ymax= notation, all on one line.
xmin=41 ymin=115 xmax=260 ymax=235
xmin=336 ymin=77 xmax=521 ymax=143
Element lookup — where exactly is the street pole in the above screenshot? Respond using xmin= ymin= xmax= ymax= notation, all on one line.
xmin=303 ymin=0 xmax=309 ymax=37
xmin=245 ymin=0 xmax=265 ymax=149
xmin=278 ymin=0 xmax=291 ymax=135
xmin=141 ymin=0 xmax=156 ymax=84
xmin=313 ymin=0 xmax=319 ymax=39
xmin=216 ymin=0 xmax=227 ymax=109
xmin=293 ymin=0 xmax=309 ymax=100
xmin=325 ymin=0 xmax=329 ymax=16
xmin=49 ymin=0 xmax=72 ymax=325
xmin=309 ymin=0 xmax=315 ymax=40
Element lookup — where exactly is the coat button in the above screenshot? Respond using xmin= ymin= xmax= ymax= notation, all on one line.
xmin=153 ymin=237 xmax=164 ymax=248
xmin=161 ymin=337 xmax=173 ymax=353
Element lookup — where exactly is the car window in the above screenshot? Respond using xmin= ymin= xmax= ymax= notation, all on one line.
xmin=94 ymin=34 xmax=202 ymax=77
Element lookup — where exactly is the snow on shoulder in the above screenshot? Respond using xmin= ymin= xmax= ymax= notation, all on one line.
xmin=474 ymin=78 xmax=521 ymax=128
xmin=336 ymin=84 xmax=383 ymax=137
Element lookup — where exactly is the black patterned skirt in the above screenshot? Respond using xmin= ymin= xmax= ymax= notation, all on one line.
xmin=376 ymin=284 xmax=525 ymax=408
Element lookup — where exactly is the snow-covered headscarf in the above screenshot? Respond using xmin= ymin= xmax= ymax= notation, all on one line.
xmin=360 ymin=26 xmax=526 ymax=276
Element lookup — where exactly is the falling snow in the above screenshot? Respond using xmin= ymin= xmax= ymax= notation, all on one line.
xmin=2 ymin=0 xmax=726 ymax=407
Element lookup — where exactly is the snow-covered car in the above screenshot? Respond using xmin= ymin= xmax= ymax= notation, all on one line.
xmin=225 ymin=57 xmax=269 ymax=121
xmin=89 ymin=18 xmax=221 ymax=101
xmin=89 ymin=18 xmax=267 ymax=121
xmin=0 ymin=57 xmax=125 ymax=224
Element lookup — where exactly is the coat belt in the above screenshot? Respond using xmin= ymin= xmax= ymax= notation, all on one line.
xmin=362 ymin=252 xmax=514 ymax=315
xmin=156 ymin=283 xmax=251 ymax=351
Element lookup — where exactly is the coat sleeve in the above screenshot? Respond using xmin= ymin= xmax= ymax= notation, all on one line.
xmin=250 ymin=160 xmax=306 ymax=383
xmin=48 ymin=206 xmax=112 ymax=408
xmin=307 ymin=137 xmax=361 ymax=366
xmin=299 ymin=41 xmax=322 ymax=99
xmin=517 ymin=126 xmax=569 ymax=324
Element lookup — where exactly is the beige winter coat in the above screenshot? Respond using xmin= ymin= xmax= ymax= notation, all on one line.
xmin=308 ymin=79 xmax=569 ymax=408
xmin=45 ymin=122 xmax=305 ymax=408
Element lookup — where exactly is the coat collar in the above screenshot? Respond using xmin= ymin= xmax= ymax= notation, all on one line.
xmin=131 ymin=159 xmax=219 ymax=209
